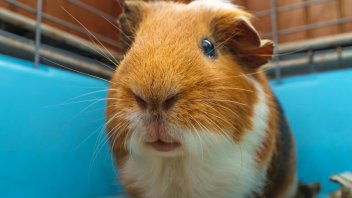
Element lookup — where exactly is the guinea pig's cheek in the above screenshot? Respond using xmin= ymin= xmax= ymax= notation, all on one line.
xmin=182 ymin=129 xmax=233 ymax=156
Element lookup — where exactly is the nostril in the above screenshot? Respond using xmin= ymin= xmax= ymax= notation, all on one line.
xmin=163 ymin=94 xmax=179 ymax=110
xmin=134 ymin=94 xmax=147 ymax=109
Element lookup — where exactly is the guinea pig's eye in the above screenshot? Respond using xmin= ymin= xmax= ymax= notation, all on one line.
xmin=201 ymin=39 xmax=217 ymax=58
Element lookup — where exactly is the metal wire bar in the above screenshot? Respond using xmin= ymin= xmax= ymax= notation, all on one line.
xmin=270 ymin=0 xmax=281 ymax=84
xmin=266 ymin=47 xmax=352 ymax=78
xmin=4 ymin=0 xmax=351 ymax=81
xmin=5 ymin=0 xmax=120 ymax=48
xmin=262 ymin=16 xmax=352 ymax=38
xmin=0 ymin=29 xmax=113 ymax=79
xmin=0 ymin=8 xmax=121 ymax=59
xmin=34 ymin=0 xmax=43 ymax=68
xmin=254 ymin=0 xmax=334 ymax=17
xmin=278 ymin=32 xmax=352 ymax=54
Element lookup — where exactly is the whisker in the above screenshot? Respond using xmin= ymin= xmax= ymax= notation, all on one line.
xmin=40 ymin=56 xmax=114 ymax=85
xmin=206 ymin=87 xmax=254 ymax=93
xmin=88 ymin=36 xmax=119 ymax=67
xmin=45 ymin=97 xmax=128 ymax=107
xmin=92 ymin=113 xmax=120 ymax=154
xmin=111 ymin=122 xmax=129 ymax=151
xmin=75 ymin=125 xmax=102 ymax=149
xmin=203 ymin=67 xmax=272 ymax=82
xmin=63 ymin=88 xmax=119 ymax=103
xmin=67 ymin=99 xmax=105 ymax=124
xmin=92 ymin=113 xmax=126 ymax=163
xmin=101 ymin=15 xmax=134 ymax=44
xmin=75 ymin=112 xmax=121 ymax=150
xmin=65 ymin=86 xmax=109 ymax=89
xmin=82 ymin=104 xmax=121 ymax=114
xmin=191 ymin=99 xmax=247 ymax=106
xmin=62 ymin=7 xmax=119 ymax=66
xmin=203 ymin=105 xmax=236 ymax=127
xmin=199 ymin=114 xmax=228 ymax=138
xmin=174 ymin=114 xmax=205 ymax=160
xmin=189 ymin=112 xmax=230 ymax=155
xmin=205 ymin=102 xmax=241 ymax=119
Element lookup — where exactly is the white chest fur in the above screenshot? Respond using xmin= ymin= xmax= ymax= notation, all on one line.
xmin=123 ymin=139 xmax=266 ymax=198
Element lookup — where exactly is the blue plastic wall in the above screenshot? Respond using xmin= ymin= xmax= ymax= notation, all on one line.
xmin=271 ymin=70 xmax=352 ymax=197
xmin=0 ymin=54 xmax=120 ymax=198
xmin=0 ymin=53 xmax=351 ymax=197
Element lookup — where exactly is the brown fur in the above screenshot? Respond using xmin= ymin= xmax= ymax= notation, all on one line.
xmin=264 ymin=137 xmax=296 ymax=197
xmin=262 ymin=97 xmax=297 ymax=197
xmin=106 ymin=1 xmax=296 ymax=197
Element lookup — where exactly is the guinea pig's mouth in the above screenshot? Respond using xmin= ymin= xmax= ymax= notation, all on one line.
xmin=146 ymin=140 xmax=181 ymax=152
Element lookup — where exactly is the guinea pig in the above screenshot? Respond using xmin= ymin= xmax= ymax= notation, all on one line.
xmin=106 ymin=0 xmax=297 ymax=197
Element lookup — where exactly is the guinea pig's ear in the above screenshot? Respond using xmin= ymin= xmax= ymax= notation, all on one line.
xmin=118 ymin=1 xmax=148 ymax=53
xmin=212 ymin=15 xmax=274 ymax=70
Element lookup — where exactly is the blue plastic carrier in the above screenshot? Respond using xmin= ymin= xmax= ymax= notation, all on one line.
xmin=0 ymin=54 xmax=351 ymax=197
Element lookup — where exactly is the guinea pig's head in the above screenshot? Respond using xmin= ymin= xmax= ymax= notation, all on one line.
xmin=106 ymin=0 xmax=273 ymax=158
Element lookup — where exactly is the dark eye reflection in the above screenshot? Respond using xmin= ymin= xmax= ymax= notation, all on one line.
xmin=201 ymin=38 xmax=217 ymax=58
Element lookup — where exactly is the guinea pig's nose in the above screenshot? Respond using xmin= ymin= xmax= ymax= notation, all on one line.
xmin=163 ymin=94 xmax=179 ymax=110
xmin=133 ymin=93 xmax=178 ymax=110
xmin=133 ymin=94 xmax=147 ymax=110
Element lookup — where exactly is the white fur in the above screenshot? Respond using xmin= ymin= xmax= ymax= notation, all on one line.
xmin=189 ymin=0 xmax=239 ymax=11
xmin=244 ymin=76 xmax=271 ymax=166
xmin=120 ymin=78 xmax=271 ymax=198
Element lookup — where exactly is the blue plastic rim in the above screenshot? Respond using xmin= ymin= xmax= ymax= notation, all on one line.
xmin=0 ymin=54 xmax=120 ymax=197
xmin=0 ymin=53 xmax=351 ymax=197
xmin=271 ymin=70 xmax=352 ymax=197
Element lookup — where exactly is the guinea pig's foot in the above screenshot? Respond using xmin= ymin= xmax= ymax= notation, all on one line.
xmin=295 ymin=182 xmax=321 ymax=198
